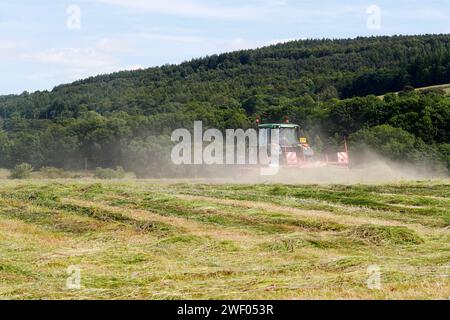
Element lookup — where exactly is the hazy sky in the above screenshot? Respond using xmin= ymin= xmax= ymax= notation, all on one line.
xmin=1 ymin=0 xmax=449 ymax=95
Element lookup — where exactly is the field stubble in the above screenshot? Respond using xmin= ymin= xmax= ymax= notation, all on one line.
xmin=0 ymin=179 xmax=449 ymax=299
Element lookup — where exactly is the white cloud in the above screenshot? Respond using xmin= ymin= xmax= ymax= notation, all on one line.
xmin=265 ymin=38 xmax=299 ymax=46
xmin=95 ymin=0 xmax=366 ymax=26
xmin=220 ymin=37 xmax=303 ymax=51
xmin=137 ymin=32 xmax=205 ymax=44
xmin=382 ymin=6 xmax=450 ymax=21
xmin=22 ymin=47 xmax=120 ymax=80
xmin=97 ymin=38 xmax=135 ymax=53
xmin=124 ymin=64 xmax=144 ymax=71
xmin=0 ymin=42 xmax=20 ymax=52
xmin=135 ymin=31 xmax=303 ymax=54
xmin=0 ymin=41 xmax=27 ymax=58
xmin=226 ymin=37 xmax=253 ymax=51
xmin=136 ymin=32 xmax=264 ymax=52
xmin=28 ymin=48 xmax=117 ymax=69
xmin=96 ymin=0 xmax=278 ymax=20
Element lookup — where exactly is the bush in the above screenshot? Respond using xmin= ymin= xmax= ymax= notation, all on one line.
xmin=438 ymin=144 xmax=450 ymax=172
xmin=350 ymin=125 xmax=419 ymax=160
xmin=39 ymin=167 xmax=71 ymax=179
xmin=94 ymin=166 xmax=126 ymax=179
xmin=9 ymin=163 xmax=33 ymax=179
xmin=349 ymin=125 xmax=447 ymax=172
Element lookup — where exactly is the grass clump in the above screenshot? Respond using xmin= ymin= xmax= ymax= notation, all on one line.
xmin=349 ymin=224 xmax=424 ymax=245
xmin=263 ymin=239 xmax=307 ymax=252
xmin=161 ymin=235 xmax=204 ymax=244
xmin=9 ymin=163 xmax=32 ymax=179
xmin=38 ymin=167 xmax=71 ymax=179
xmin=262 ymin=235 xmax=362 ymax=252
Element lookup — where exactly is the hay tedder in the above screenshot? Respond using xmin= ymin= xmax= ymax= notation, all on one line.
xmin=255 ymin=122 xmax=349 ymax=170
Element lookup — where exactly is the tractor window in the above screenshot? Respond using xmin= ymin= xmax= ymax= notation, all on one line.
xmin=279 ymin=128 xmax=298 ymax=146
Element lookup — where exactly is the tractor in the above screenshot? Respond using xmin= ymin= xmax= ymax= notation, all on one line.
xmin=256 ymin=121 xmax=349 ymax=169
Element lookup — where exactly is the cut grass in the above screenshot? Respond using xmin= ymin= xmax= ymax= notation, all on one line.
xmin=166 ymin=183 xmax=450 ymax=227
xmin=378 ymin=83 xmax=450 ymax=97
xmin=348 ymin=225 xmax=424 ymax=245
xmin=0 ymin=179 xmax=448 ymax=300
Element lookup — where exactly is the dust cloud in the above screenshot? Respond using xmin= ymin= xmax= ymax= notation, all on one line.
xmin=155 ymin=149 xmax=447 ymax=185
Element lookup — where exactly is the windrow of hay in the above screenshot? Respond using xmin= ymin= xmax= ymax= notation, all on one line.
xmin=347 ymin=225 xmax=424 ymax=245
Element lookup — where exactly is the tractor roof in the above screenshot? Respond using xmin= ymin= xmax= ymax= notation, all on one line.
xmin=258 ymin=123 xmax=299 ymax=129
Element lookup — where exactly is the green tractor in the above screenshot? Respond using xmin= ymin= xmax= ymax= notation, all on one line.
xmin=257 ymin=122 xmax=349 ymax=168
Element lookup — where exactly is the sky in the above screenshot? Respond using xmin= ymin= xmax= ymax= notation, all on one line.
xmin=0 ymin=0 xmax=449 ymax=95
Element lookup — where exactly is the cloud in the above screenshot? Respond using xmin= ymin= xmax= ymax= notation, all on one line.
xmin=136 ymin=32 xmax=264 ymax=52
xmin=96 ymin=0 xmax=280 ymax=20
xmin=28 ymin=48 xmax=117 ymax=69
xmin=137 ymin=32 xmax=206 ymax=44
xmin=133 ymin=30 xmax=305 ymax=57
xmin=0 ymin=41 xmax=27 ymax=59
xmin=22 ymin=47 xmax=120 ymax=80
xmin=94 ymin=0 xmax=368 ymax=27
xmin=124 ymin=64 xmax=144 ymax=71
xmin=265 ymin=38 xmax=300 ymax=46
xmin=226 ymin=37 xmax=254 ymax=51
xmin=97 ymin=38 xmax=135 ymax=53
xmin=221 ymin=37 xmax=304 ymax=51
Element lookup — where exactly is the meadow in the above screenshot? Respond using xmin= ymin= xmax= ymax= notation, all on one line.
xmin=0 ymin=179 xmax=449 ymax=299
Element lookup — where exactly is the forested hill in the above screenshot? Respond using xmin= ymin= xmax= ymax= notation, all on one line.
xmin=2 ymin=34 xmax=450 ymax=117
xmin=0 ymin=34 xmax=449 ymax=176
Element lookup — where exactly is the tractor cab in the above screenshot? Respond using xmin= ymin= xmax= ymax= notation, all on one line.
xmin=257 ymin=123 xmax=315 ymax=166
xmin=258 ymin=124 xmax=300 ymax=146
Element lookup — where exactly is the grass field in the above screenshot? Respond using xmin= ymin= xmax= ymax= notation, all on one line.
xmin=0 ymin=179 xmax=449 ymax=300
xmin=378 ymin=83 xmax=450 ymax=98
xmin=415 ymin=83 xmax=450 ymax=95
